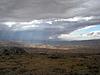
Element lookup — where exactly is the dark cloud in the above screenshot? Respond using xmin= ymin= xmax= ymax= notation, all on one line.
xmin=0 ymin=0 xmax=99 ymax=21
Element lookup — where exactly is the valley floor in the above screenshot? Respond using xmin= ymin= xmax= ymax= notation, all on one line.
xmin=0 ymin=53 xmax=100 ymax=75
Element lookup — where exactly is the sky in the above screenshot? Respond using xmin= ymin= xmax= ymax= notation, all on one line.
xmin=0 ymin=0 xmax=100 ymax=41
xmin=58 ymin=25 xmax=100 ymax=40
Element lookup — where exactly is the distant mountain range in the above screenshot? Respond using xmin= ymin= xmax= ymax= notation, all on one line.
xmin=49 ymin=39 xmax=100 ymax=46
xmin=33 ymin=39 xmax=100 ymax=46
xmin=0 ymin=39 xmax=100 ymax=46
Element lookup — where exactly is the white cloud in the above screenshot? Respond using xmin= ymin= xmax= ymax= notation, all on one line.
xmin=1 ymin=20 xmax=43 ymax=31
xmin=58 ymin=31 xmax=100 ymax=41
xmin=49 ymin=36 xmax=54 ymax=39
xmin=0 ymin=18 xmax=65 ymax=31
xmin=13 ymin=25 xmax=39 ymax=31
xmin=19 ymin=22 xmax=31 ymax=25
xmin=81 ymin=25 xmax=96 ymax=30
xmin=29 ymin=20 xmax=43 ymax=24
xmin=82 ymin=31 xmax=100 ymax=37
xmin=54 ymin=16 xmax=94 ymax=22
xmin=66 ymin=16 xmax=93 ymax=21
xmin=0 ymin=16 xmax=95 ymax=32
xmin=57 ymin=34 xmax=82 ymax=40
xmin=72 ymin=25 xmax=97 ymax=33
xmin=3 ymin=22 xmax=16 ymax=27
xmin=46 ymin=21 xmax=53 ymax=24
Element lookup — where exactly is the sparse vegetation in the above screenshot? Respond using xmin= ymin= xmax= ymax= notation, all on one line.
xmin=0 ymin=46 xmax=27 ymax=56
xmin=0 ymin=46 xmax=100 ymax=75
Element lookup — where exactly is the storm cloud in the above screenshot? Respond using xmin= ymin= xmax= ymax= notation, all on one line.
xmin=0 ymin=0 xmax=100 ymax=21
xmin=0 ymin=0 xmax=100 ymax=41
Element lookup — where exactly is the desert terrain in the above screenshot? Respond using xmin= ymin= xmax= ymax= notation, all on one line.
xmin=0 ymin=41 xmax=100 ymax=75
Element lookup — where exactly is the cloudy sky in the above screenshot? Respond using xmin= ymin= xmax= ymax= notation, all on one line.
xmin=0 ymin=0 xmax=100 ymax=41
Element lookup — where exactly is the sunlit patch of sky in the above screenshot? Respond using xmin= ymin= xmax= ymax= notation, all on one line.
xmin=70 ymin=25 xmax=100 ymax=36
xmin=57 ymin=25 xmax=100 ymax=41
